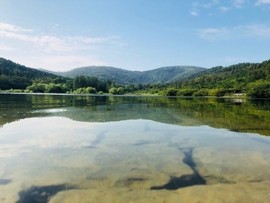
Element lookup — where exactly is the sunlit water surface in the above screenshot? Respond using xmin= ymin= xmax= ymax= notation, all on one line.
xmin=0 ymin=94 xmax=270 ymax=202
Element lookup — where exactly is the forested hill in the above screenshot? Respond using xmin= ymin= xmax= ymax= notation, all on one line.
xmin=180 ymin=60 xmax=270 ymax=88
xmin=56 ymin=65 xmax=205 ymax=84
xmin=175 ymin=59 xmax=270 ymax=97
xmin=1 ymin=57 xmax=269 ymax=97
xmin=56 ymin=66 xmax=141 ymax=84
xmin=0 ymin=58 xmax=62 ymax=90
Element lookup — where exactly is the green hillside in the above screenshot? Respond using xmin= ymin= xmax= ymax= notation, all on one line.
xmin=58 ymin=66 xmax=142 ymax=84
xmin=182 ymin=61 xmax=270 ymax=87
xmin=144 ymin=66 xmax=206 ymax=83
xmin=0 ymin=57 xmax=269 ymax=98
xmin=56 ymin=65 xmax=205 ymax=84
xmin=173 ymin=60 xmax=270 ymax=98
xmin=0 ymin=58 xmax=60 ymax=90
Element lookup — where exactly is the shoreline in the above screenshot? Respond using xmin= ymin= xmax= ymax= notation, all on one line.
xmin=1 ymin=91 xmax=269 ymax=99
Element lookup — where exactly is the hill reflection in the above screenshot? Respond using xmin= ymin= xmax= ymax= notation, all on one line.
xmin=0 ymin=94 xmax=269 ymax=136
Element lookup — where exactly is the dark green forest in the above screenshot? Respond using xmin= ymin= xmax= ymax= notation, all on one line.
xmin=0 ymin=57 xmax=270 ymax=98
xmin=0 ymin=58 xmax=58 ymax=88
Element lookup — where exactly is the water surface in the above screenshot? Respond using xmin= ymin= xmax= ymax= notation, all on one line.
xmin=0 ymin=94 xmax=270 ymax=202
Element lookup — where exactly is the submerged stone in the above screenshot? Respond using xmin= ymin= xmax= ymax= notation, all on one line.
xmin=151 ymin=147 xmax=206 ymax=190
xmin=151 ymin=173 xmax=206 ymax=190
xmin=16 ymin=184 xmax=76 ymax=203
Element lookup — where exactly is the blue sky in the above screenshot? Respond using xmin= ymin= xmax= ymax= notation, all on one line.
xmin=0 ymin=0 xmax=270 ymax=71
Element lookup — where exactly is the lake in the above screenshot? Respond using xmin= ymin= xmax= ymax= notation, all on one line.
xmin=0 ymin=94 xmax=270 ymax=203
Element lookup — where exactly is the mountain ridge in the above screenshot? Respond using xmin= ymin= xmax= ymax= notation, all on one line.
xmin=52 ymin=65 xmax=206 ymax=84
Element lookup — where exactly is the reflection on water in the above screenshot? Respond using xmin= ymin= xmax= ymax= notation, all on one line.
xmin=0 ymin=94 xmax=270 ymax=135
xmin=0 ymin=94 xmax=270 ymax=202
xmin=0 ymin=179 xmax=11 ymax=185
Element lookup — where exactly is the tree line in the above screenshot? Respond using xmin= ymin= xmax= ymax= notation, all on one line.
xmin=0 ymin=58 xmax=270 ymax=98
xmin=1 ymin=74 xmax=269 ymax=98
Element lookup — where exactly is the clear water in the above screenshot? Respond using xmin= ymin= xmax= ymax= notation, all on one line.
xmin=0 ymin=94 xmax=270 ymax=202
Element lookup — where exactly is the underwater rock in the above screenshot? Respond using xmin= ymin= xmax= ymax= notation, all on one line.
xmin=17 ymin=184 xmax=76 ymax=203
xmin=151 ymin=148 xmax=206 ymax=190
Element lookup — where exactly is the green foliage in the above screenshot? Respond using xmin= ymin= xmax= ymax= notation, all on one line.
xmin=26 ymin=82 xmax=69 ymax=93
xmin=208 ymin=88 xmax=227 ymax=97
xmin=46 ymin=83 xmax=66 ymax=93
xmin=0 ymin=57 xmax=270 ymax=98
xmin=26 ymin=83 xmax=46 ymax=93
xmin=0 ymin=75 xmax=31 ymax=90
xmin=117 ymin=87 xmax=125 ymax=95
xmin=125 ymin=84 xmax=136 ymax=92
xmin=177 ymin=89 xmax=197 ymax=96
xmin=193 ymin=89 xmax=209 ymax=97
xmin=73 ymin=76 xmax=111 ymax=92
xmin=73 ymin=87 xmax=97 ymax=94
xmin=165 ymin=88 xmax=178 ymax=96
xmin=109 ymin=87 xmax=119 ymax=95
xmin=0 ymin=58 xmax=71 ymax=90
xmin=247 ymin=80 xmax=270 ymax=98
xmin=108 ymin=87 xmax=126 ymax=95
xmin=171 ymin=59 xmax=270 ymax=98
xmin=179 ymin=60 xmax=270 ymax=96
xmin=0 ymin=89 xmax=24 ymax=93
xmin=109 ymin=87 xmax=117 ymax=94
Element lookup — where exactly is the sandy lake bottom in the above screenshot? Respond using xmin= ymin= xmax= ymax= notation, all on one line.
xmin=0 ymin=117 xmax=270 ymax=202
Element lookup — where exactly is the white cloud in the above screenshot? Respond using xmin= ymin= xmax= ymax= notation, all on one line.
xmin=190 ymin=11 xmax=199 ymax=16
xmin=190 ymin=0 xmax=251 ymax=15
xmin=244 ymin=24 xmax=270 ymax=37
xmin=0 ymin=23 xmax=115 ymax=53
xmin=190 ymin=0 xmax=231 ymax=16
xmin=0 ymin=45 xmax=14 ymax=51
xmin=198 ymin=24 xmax=270 ymax=41
xmin=0 ymin=22 xmax=123 ymax=70
xmin=219 ymin=6 xmax=230 ymax=12
xmin=232 ymin=0 xmax=246 ymax=8
xmin=190 ymin=2 xmax=199 ymax=16
xmin=256 ymin=0 xmax=270 ymax=5
xmin=203 ymin=0 xmax=220 ymax=8
xmin=0 ymin=22 xmax=31 ymax=33
xmin=198 ymin=27 xmax=231 ymax=41
xmin=18 ymin=55 xmax=107 ymax=71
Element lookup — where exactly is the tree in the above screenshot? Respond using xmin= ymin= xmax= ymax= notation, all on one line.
xmin=177 ymin=89 xmax=197 ymax=96
xmin=165 ymin=88 xmax=178 ymax=96
xmin=117 ymin=87 xmax=125 ymax=95
xmin=247 ymin=80 xmax=270 ymax=98
xmin=46 ymin=83 xmax=65 ymax=93
xmin=73 ymin=76 xmax=87 ymax=89
xmin=109 ymin=87 xmax=119 ymax=95
xmin=193 ymin=89 xmax=208 ymax=97
xmin=26 ymin=83 xmax=46 ymax=93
